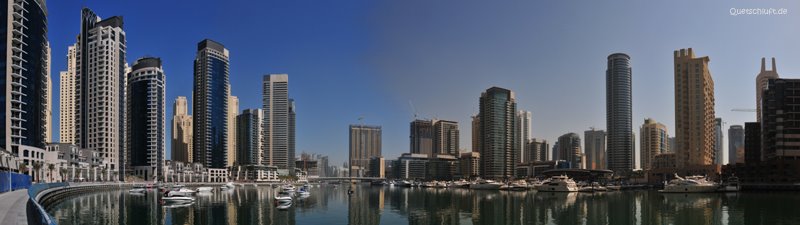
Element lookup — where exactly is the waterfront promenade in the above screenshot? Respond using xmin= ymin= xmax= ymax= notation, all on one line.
xmin=0 ymin=190 xmax=30 ymax=225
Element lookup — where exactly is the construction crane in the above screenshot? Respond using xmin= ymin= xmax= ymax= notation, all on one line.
xmin=731 ymin=108 xmax=756 ymax=112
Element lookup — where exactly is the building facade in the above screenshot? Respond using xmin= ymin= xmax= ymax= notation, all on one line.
xmin=126 ymin=57 xmax=166 ymax=180
xmin=236 ymin=109 xmax=263 ymax=166
xmin=606 ymin=53 xmax=634 ymax=172
xmin=433 ymin=120 xmax=459 ymax=156
xmin=584 ymin=129 xmax=606 ymax=169
xmin=744 ymin=122 xmax=761 ymax=164
xmin=263 ymin=74 xmax=294 ymax=174
xmin=171 ymin=96 xmax=192 ymax=163
xmin=728 ymin=125 xmax=744 ymax=164
xmin=674 ymin=48 xmax=716 ymax=167
xmin=193 ymin=39 xmax=229 ymax=169
xmin=516 ymin=110 xmax=532 ymax=163
xmin=227 ymin=95 xmax=238 ymax=167
xmin=640 ymin=118 xmax=668 ymax=170
xmin=762 ymin=79 xmax=800 ymax=160
xmin=410 ymin=119 xmax=434 ymax=156
xmin=479 ymin=87 xmax=518 ymax=179
xmin=714 ymin=118 xmax=724 ymax=165
xmin=756 ymin=57 xmax=779 ymax=122
xmin=59 ymin=46 xmax=77 ymax=144
xmin=459 ymin=152 xmax=480 ymax=178
xmin=527 ymin=138 xmax=549 ymax=163
xmin=349 ymin=125 xmax=381 ymax=177
xmin=1 ymin=0 xmax=49 ymax=156
xmin=557 ymin=133 xmax=582 ymax=169
xmin=72 ymin=8 xmax=127 ymax=179
xmin=471 ymin=115 xmax=480 ymax=152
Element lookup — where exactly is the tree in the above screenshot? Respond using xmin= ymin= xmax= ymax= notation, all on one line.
xmin=33 ymin=162 xmax=42 ymax=183
xmin=47 ymin=164 xmax=55 ymax=183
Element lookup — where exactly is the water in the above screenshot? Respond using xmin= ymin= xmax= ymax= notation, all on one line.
xmin=45 ymin=184 xmax=800 ymax=225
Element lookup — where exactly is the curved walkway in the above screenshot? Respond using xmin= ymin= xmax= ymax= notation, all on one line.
xmin=0 ymin=190 xmax=31 ymax=225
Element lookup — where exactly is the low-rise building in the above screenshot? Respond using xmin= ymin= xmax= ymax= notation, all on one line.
xmin=394 ymin=153 xmax=427 ymax=180
xmin=427 ymin=154 xmax=458 ymax=180
xmin=459 ymin=152 xmax=479 ymax=179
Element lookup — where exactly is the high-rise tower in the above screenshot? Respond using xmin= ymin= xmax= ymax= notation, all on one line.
xmin=606 ymin=53 xmax=633 ymax=172
xmin=479 ymin=87 xmax=518 ymax=179
xmin=172 ymin=96 xmax=192 ymax=163
xmin=193 ymin=39 xmax=229 ymax=169
xmin=263 ymin=74 xmax=293 ymax=174
xmin=126 ymin=57 xmax=165 ymax=180
xmin=756 ymin=57 xmax=779 ymax=122
xmin=674 ymin=48 xmax=716 ymax=167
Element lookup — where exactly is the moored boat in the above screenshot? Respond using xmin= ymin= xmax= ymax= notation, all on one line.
xmin=659 ymin=174 xmax=718 ymax=193
xmin=536 ymin=175 xmax=579 ymax=192
xmin=470 ymin=180 xmax=503 ymax=190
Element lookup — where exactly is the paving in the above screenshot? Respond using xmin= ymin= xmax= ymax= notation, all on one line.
xmin=0 ymin=190 xmax=30 ymax=225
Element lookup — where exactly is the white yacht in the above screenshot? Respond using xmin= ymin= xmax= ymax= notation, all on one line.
xmin=718 ymin=176 xmax=740 ymax=192
xmin=660 ymin=174 xmax=719 ymax=193
xmin=129 ymin=187 xmax=146 ymax=194
xmin=162 ymin=196 xmax=195 ymax=203
xmin=196 ymin=187 xmax=214 ymax=192
xmin=536 ymin=175 xmax=579 ymax=192
xmin=282 ymin=185 xmax=296 ymax=192
xmin=166 ymin=188 xmax=197 ymax=197
xmin=470 ymin=180 xmax=503 ymax=190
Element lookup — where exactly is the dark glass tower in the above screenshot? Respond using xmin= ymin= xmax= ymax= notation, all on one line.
xmin=126 ymin=57 xmax=165 ymax=180
xmin=478 ymin=87 xmax=518 ymax=179
xmin=606 ymin=53 xmax=633 ymax=173
xmin=193 ymin=39 xmax=229 ymax=169
xmin=1 ymin=0 xmax=48 ymax=152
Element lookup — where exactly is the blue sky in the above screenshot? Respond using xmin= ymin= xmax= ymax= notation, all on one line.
xmin=49 ymin=0 xmax=800 ymax=167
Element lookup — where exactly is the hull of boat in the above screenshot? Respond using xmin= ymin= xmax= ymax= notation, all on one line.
xmin=470 ymin=184 xmax=502 ymax=190
xmin=659 ymin=185 xmax=718 ymax=193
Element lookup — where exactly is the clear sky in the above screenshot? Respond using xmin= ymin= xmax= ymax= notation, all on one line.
xmin=48 ymin=0 xmax=800 ymax=167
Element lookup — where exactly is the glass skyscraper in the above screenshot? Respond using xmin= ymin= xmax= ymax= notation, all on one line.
xmin=193 ymin=39 xmax=230 ymax=169
xmin=606 ymin=53 xmax=633 ymax=173
xmin=126 ymin=57 xmax=165 ymax=180
xmin=478 ymin=87 xmax=518 ymax=179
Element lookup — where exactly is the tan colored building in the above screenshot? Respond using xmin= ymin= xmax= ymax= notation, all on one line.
xmin=640 ymin=118 xmax=668 ymax=170
xmin=59 ymin=45 xmax=78 ymax=144
xmin=673 ymin=48 xmax=716 ymax=168
xmin=227 ymin=95 xmax=238 ymax=167
xmin=471 ymin=115 xmax=480 ymax=152
xmin=756 ymin=57 xmax=779 ymax=122
xmin=459 ymin=152 xmax=480 ymax=178
xmin=172 ymin=96 xmax=193 ymax=163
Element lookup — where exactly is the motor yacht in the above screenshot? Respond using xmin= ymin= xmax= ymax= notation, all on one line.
xmin=129 ymin=187 xmax=147 ymax=194
xmin=536 ymin=175 xmax=579 ymax=192
xmin=718 ymin=176 xmax=740 ymax=192
xmin=509 ymin=180 xmax=529 ymax=191
xmin=659 ymin=174 xmax=719 ymax=193
xmin=281 ymin=185 xmax=296 ymax=192
xmin=470 ymin=180 xmax=503 ymax=190
xmin=162 ymin=196 xmax=195 ymax=203
xmin=274 ymin=192 xmax=293 ymax=203
xmin=196 ymin=187 xmax=214 ymax=192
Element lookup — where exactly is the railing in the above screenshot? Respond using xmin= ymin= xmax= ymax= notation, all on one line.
xmin=27 ymin=183 xmax=69 ymax=225
xmin=0 ymin=171 xmax=31 ymax=193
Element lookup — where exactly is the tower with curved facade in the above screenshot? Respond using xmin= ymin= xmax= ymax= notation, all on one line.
xmin=606 ymin=53 xmax=633 ymax=172
xmin=193 ymin=39 xmax=229 ymax=169
xmin=126 ymin=57 xmax=165 ymax=180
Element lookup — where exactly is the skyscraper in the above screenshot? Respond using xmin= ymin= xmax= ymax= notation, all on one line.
xmin=756 ymin=57 xmax=779 ymax=122
xmin=227 ymin=95 xmax=238 ymax=167
xmin=674 ymin=48 xmax=716 ymax=167
xmin=606 ymin=53 xmax=633 ymax=172
xmin=479 ymin=87 xmax=518 ymax=179
xmin=126 ymin=57 xmax=166 ymax=180
xmin=59 ymin=45 xmax=78 ymax=144
xmin=471 ymin=115 xmax=480 ymax=152
xmin=714 ymin=118 xmax=724 ymax=165
xmin=557 ymin=133 xmax=582 ymax=169
xmin=640 ymin=118 xmax=668 ymax=170
xmin=433 ymin=120 xmax=459 ymax=156
xmin=263 ymin=74 xmax=293 ymax=174
xmin=349 ymin=125 xmax=382 ymax=177
xmin=1 ymin=0 xmax=49 ymax=154
xmin=527 ymin=138 xmax=549 ymax=162
xmin=236 ymin=109 xmax=263 ymax=165
xmin=516 ymin=110 xmax=532 ymax=163
xmin=193 ymin=39 xmax=229 ymax=169
xmin=744 ymin=122 xmax=761 ymax=164
xmin=171 ymin=96 xmax=192 ymax=163
xmin=728 ymin=125 xmax=744 ymax=164
xmin=762 ymin=79 xmax=800 ymax=161
xmin=409 ymin=119 xmax=434 ymax=156
xmin=584 ymin=129 xmax=606 ymax=169
xmin=73 ymin=8 xmax=127 ymax=179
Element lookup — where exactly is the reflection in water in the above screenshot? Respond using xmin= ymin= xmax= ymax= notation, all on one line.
xmin=46 ymin=185 xmax=800 ymax=225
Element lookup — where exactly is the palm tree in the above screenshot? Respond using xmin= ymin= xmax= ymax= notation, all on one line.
xmin=32 ymin=162 xmax=42 ymax=183
xmin=19 ymin=163 xmax=27 ymax=176
xmin=47 ymin=164 xmax=55 ymax=183
xmin=60 ymin=168 xmax=68 ymax=182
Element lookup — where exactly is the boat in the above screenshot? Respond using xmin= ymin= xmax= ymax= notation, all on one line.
xmin=398 ymin=180 xmax=413 ymax=187
xmin=221 ymin=182 xmax=236 ymax=190
xmin=281 ymin=185 xmax=296 ymax=192
xmin=196 ymin=187 xmax=214 ymax=192
xmin=274 ymin=193 xmax=293 ymax=203
xmin=509 ymin=180 xmax=529 ymax=191
xmin=435 ymin=181 xmax=448 ymax=188
xmin=536 ymin=175 xmax=579 ymax=192
xmin=129 ymin=187 xmax=147 ymax=194
xmin=297 ymin=187 xmax=311 ymax=196
xmin=718 ymin=176 xmax=740 ymax=192
xmin=276 ymin=202 xmax=292 ymax=210
xmin=162 ymin=196 xmax=195 ymax=203
xmin=421 ymin=181 xmax=436 ymax=188
xmin=162 ymin=202 xmax=194 ymax=208
xmin=166 ymin=188 xmax=197 ymax=197
xmin=659 ymin=174 xmax=719 ymax=193
xmin=470 ymin=180 xmax=503 ymax=190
